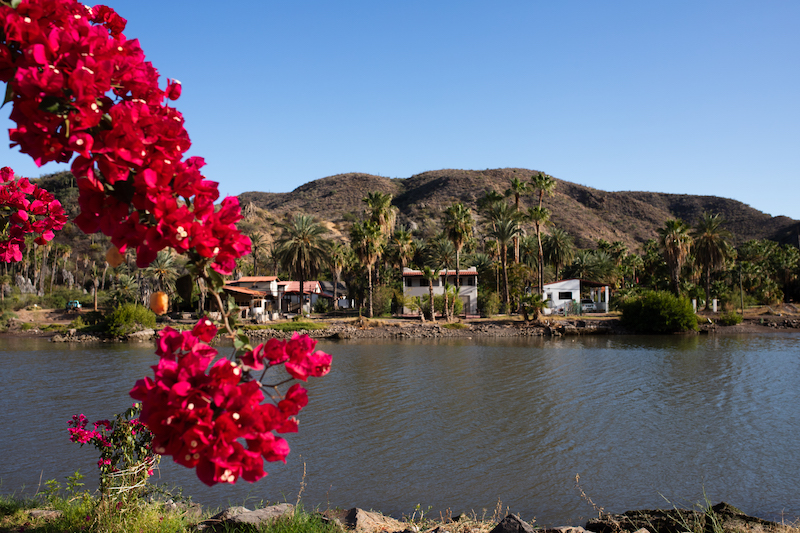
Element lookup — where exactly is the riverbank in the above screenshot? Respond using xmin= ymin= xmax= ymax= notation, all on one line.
xmin=3 ymin=305 xmax=800 ymax=342
xmin=3 ymin=496 xmax=797 ymax=533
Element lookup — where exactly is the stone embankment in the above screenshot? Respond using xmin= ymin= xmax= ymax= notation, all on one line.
xmin=190 ymin=501 xmax=795 ymax=533
xmin=246 ymin=319 xmax=617 ymax=341
xmin=40 ymin=314 xmax=800 ymax=343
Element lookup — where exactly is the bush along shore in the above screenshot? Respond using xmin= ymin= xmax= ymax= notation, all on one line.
xmin=2 ymin=492 xmax=798 ymax=533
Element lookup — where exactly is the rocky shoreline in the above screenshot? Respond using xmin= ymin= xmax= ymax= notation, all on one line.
xmin=24 ymin=500 xmax=793 ymax=533
xmin=36 ymin=314 xmax=800 ymax=344
xmin=151 ymin=501 xmax=800 ymax=533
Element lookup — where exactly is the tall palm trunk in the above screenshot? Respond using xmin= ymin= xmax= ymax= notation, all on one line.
xmin=501 ymin=244 xmax=510 ymax=313
xmin=455 ymin=251 xmax=461 ymax=318
xmin=367 ymin=264 xmax=374 ymax=318
xmin=536 ymin=223 xmax=544 ymax=293
xmin=428 ymin=280 xmax=436 ymax=323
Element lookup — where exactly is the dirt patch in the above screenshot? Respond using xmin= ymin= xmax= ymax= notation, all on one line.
xmin=7 ymin=307 xmax=81 ymax=325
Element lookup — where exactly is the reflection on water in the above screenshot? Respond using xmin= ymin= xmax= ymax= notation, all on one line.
xmin=2 ymin=334 xmax=800 ymax=525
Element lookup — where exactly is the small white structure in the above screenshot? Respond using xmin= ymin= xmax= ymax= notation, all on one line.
xmin=402 ymin=267 xmax=478 ymax=316
xmin=543 ymin=278 xmax=610 ymax=314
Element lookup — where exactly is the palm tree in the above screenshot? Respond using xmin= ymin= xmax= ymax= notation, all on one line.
xmin=531 ymin=171 xmax=556 ymax=208
xmin=248 ymin=231 xmax=268 ymax=276
xmin=564 ymin=250 xmax=615 ymax=283
xmin=275 ymin=214 xmax=329 ymax=315
xmin=520 ymin=293 xmax=546 ymax=322
xmin=598 ymin=240 xmax=628 ymax=267
xmin=363 ymin=192 xmax=397 ymax=238
xmin=477 ymin=190 xmax=506 ymax=231
xmin=388 ymin=225 xmax=415 ymax=271
xmin=442 ymin=202 xmax=474 ymax=315
xmin=526 ymin=206 xmax=551 ymax=294
xmin=349 ymin=220 xmax=383 ymax=317
xmin=111 ymin=273 xmax=139 ymax=305
xmin=692 ymin=213 xmax=732 ymax=310
xmin=328 ymin=241 xmax=350 ymax=311
xmin=488 ymin=215 xmax=522 ymax=314
xmin=659 ymin=219 xmax=693 ymax=295
xmin=145 ymin=251 xmax=178 ymax=294
xmin=426 ymin=234 xmax=457 ymax=321
xmin=620 ymin=253 xmax=644 ymax=288
xmin=505 ymin=177 xmax=530 ymax=263
xmin=421 ymin=265 xmax=438 ymax=323
xmin=543 ymin=227 xmax=574 ymax=281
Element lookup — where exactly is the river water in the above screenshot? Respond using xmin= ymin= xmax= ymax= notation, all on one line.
xmin=2 ymin=333 xmax=800 ymax=526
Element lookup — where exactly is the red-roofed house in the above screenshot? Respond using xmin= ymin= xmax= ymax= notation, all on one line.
xmin=278 ymin=281 xmax=324 ymax=314
xmin=223 ymin=276 xmax=281 ymax=321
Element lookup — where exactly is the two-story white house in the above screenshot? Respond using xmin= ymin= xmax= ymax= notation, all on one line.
xmin=402 ymin=267 xmax=478 ymax=316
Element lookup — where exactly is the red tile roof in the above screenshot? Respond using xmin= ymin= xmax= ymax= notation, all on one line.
xmin=222 ymin=285 xmax=267 ymax=297
xmin=280 ymin=281 xmax=322 ymax=294
xmin=402 ymin=268 xmax=478 ymax=277
xmin=230 ymin=276 xmax=279 ymax=283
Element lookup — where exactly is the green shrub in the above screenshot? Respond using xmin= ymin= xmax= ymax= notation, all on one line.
xmin=105 ymin=303 xmax=156 ymax=337
xmin=717 ymin=311 xmax=743 ymax=326
xmin=43 ymin=288 xmax=85 ymax=310
xmin=421 ymin=293 xmax=464 ymax=318
xmin=372 ymin=286 xmax=394 ymax=316
xmin=313 ymin=298 xmax=330 ymax=314
xmin=478 ymin=291 xmax=500 ymax=317
xmin=442 ymin=322 xmax=467 ymax=330
xmin=81 ymin=310 xmax=105 ymax=325
xmin=620 ymin=290 xmax=698 ymax=333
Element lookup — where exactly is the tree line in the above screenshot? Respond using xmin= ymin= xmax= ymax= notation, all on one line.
xmin=3 ymin=171 xmax=798 ymax=320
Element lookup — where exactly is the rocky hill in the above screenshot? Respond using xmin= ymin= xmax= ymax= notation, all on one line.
xmin=239 ymin=168 xmax=799 ymax=250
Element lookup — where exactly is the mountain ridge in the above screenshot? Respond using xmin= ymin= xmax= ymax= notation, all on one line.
xmin=238 ymin=168 xmax=798 ymax=250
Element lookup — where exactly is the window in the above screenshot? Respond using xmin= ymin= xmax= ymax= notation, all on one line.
xmin=558 ymin=291 xmax=573 ymax=300
xmin=405 ymin=278 xmax=413 ymax=287
xmin=466 ymin=276 xmax=476 ymax=286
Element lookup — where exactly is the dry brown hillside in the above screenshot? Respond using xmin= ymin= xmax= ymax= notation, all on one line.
xmin=238 ymin=168 xmax=799 ymax=250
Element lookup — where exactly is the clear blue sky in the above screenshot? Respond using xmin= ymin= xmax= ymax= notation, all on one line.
xmin=2 ymin=1 xmax=798 ymax=218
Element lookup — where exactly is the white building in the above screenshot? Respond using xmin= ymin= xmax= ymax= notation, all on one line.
xmin=222 ymin=276 xmax=282 ymax=321
xmin=542 ymin=278 xmax=610 ymax=315
xmin=402 ymin=267 xmax=478 ymax=316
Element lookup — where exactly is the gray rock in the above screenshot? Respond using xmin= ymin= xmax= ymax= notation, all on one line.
xmin=345 ymin=507 xmax=406 ymax=532
xmin=197 ymin=504 xmax=294 ymax=531
xmin=489 ymin=514 xmax=536 ymax=533
xmin=28 ymin=509 xmax=63 ymax=520
xmin=229 ymin=503 xmax=295 ymax=525
xmin=126 ymin=328 xmax=155 ymax=341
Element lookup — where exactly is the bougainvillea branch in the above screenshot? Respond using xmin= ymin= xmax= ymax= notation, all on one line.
xmin=130 ymin=319 xmax=331 ymax=486
xmin=0 ymin=0 xmax=251 ymax=273
xmin=1 ymin=0 xmax=332 ymax=487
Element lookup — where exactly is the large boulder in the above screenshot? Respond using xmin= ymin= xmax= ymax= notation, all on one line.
xmin=344 ymin=507 xmax=406 ymax=532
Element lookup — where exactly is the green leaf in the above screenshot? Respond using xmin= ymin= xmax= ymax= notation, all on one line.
xmin=207 ymin=269 xmax=224 ymax=291
xmin=39 ymin=95 xmax=63 ymax=114
xmin=233 ymin=333 xmax=252 ymax=354
xmin=2 ymin=83 xmax=13 ymax=108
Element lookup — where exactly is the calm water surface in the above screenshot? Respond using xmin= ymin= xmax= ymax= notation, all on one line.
xmin=2 ymin=334 xmax=800 ymax=526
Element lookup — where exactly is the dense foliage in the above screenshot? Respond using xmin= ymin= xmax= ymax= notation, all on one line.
xmin=105 ymin=303 xmax=156 ymax=337
xmin=620 ymin=290 xmax=698 ymax=333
